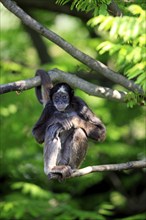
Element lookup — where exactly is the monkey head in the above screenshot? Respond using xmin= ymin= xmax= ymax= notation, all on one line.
xmin=50 ymin=83 xmax=74 ymax=112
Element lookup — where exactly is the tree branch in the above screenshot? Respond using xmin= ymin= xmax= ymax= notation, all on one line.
xmin=15 ymin=0 xmax=91 ymax=22
xmin=23 ymin=24 xmax=51 ymax=64
xmin=1 ymin=0 xmax=143 ymax=95
xmin=108 ymin=0 xmax=123 ymax=17
xmin=70 ymin=160 xmax=146 ymax=178
xmin=15 ymin=0 xmax=122 ymax=20
xmin=0 ymin=69 xmax=127 ymax=102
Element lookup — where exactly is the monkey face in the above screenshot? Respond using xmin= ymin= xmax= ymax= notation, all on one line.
xmin=52 ymin=91 xmax=70 ymax=111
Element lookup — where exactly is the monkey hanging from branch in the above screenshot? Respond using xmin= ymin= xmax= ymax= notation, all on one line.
xmin=32 ymin=69 xmax=106 ymax=181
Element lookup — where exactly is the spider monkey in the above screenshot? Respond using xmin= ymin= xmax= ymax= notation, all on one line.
xmin=32 ymin=70 xmax=106 ymax=180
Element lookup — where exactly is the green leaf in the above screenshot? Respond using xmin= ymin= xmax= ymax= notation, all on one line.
xmin=136 ymin=72 xmax=146 ymax=84
xmin=98 ymin=16 xmax=113 ymax=31
xmin=128 ymin=5 xmax=144 ymax=16
xmin=99 ymin=4 xmax=108 ymax=15
xmin=110 ymin=18 xmax=120 ymax=38
xmin=56 ymin=0 xmax=70 ymax=5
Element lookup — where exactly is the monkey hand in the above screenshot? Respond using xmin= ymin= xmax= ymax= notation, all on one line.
xmin=71 ymin=116 xmax=85 ymax=129
xmin=60 ymin=119 xmax=73 ymax=131
xmin=46 ymin=124 xmax=63 ymax=140
xmin=88 ymin=116 xmax=103 ymax=125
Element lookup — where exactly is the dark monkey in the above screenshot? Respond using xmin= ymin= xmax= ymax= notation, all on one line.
xmin=32 ymin=70 xmax=106 ymax=180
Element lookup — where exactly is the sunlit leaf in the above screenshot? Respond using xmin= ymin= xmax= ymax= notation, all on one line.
xmin=128 ymin=5 xmax=144 ymax=16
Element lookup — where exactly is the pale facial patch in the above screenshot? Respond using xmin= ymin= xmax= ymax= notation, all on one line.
xmin=57 ymin=86 xmax=66 ymax=93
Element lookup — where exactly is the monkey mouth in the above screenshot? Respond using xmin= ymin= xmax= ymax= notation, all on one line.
xmin=57 ymin=105 xmax=67 ymax=112
xmin=55 ymin=104 xmax=68 ymax=112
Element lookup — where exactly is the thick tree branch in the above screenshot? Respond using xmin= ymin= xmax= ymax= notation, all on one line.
xmin=15 ymin=0 xmax=122 ymax=20
xmin=15 ymin=0 xmax=92 ymax=22
xmin=0 ymin=69 xmax=126 ymax=102
xmin=1 ymin=0 xmax=143 ymax=95
xmin=71 ymin=160 xmax=146 ymax=178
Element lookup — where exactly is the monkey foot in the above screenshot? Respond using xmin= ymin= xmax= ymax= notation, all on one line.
xmin=48 ymin=165 xmax=73 ymax=181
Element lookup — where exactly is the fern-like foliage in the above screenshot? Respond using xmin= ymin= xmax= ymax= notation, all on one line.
xmin=88 ymin=5 xmax=146 ymax=92
xmin=56 ymin=0 xmax=111 ymax=16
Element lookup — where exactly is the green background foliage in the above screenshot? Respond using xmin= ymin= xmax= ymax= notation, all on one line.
xmin=0 ymin=1 xmax=145 ymax=219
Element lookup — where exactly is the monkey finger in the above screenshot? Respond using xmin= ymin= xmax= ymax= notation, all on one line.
xmin=62 ymin=120 xmax=73 ymax=130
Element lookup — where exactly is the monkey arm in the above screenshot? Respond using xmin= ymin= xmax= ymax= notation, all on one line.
xmin=32 ymin=101 xmax=56 ymax=144
xmin=71 ymin=115 xmax=106 ymax=142
xmin=72 ymin=97 xmax=106 ymax=141
xmin=72 ymin=96 xmax=102 ymax=124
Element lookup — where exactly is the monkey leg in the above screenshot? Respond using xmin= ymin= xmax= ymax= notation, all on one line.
xmin=59 ymin=128 xmax=88 ymax=170
xmin=69 ymin=128 xmax=88 ymax=169
xmin=47 ymin=129 xmax=73 ymax=180
xmin=48 ymin=128 xmax=88 ymax=180
xmin=44 ymin=125 xmax=73 ymax=180
xmin=44 ymin=126 xmax=88 ymax=180
xmin=44 ymin=125 xmax=62 ymax=176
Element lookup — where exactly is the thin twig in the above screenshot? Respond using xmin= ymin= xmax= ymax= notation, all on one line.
xmin=70 ymin=160 xmax=146 ymax=178
xmin=1 ymin=0 xmax=143 ymax=94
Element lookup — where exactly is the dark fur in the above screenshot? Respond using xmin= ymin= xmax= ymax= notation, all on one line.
xmin=32 ymin=70 xmax=106 ymax=180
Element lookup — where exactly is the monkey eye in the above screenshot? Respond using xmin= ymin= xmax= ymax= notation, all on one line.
xmin=62 ymin=95 xmax=67 ymax=100
xmin=53 ymin=96 xmax=59 ymax=102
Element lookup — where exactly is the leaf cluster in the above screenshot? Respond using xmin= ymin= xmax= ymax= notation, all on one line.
xmin=88 ymin=5 xmax=146 ymax=92
xmin=56 ymin=0 xmax=111 ymax=16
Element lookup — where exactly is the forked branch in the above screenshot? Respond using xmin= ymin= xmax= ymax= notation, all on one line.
xmin=0 ymin=69 xmax=126 ymax=102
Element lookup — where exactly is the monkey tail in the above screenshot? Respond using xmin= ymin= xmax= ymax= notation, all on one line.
xmin=35 ymin=69 xmax=53 ymax=106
